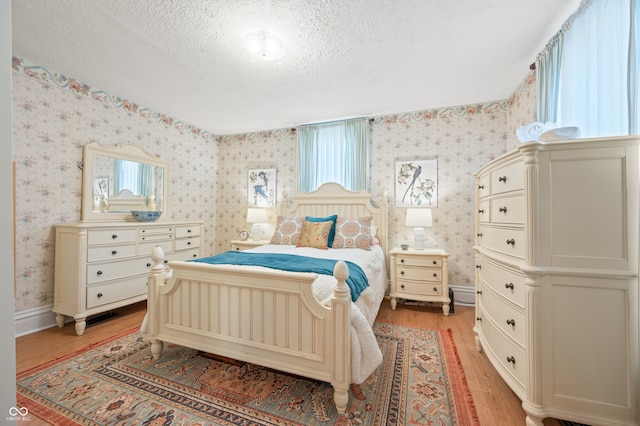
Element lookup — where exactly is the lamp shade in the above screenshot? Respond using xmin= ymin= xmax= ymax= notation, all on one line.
xmin=405 ymin=208 xmax=433 ymax=227
xmin=246 ymin=208 xmax=267 ymax=223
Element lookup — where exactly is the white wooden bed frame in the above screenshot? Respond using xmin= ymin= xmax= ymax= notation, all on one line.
xmin=145 ymin=183 xmax=388 ymax=413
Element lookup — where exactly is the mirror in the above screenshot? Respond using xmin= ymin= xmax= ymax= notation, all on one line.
xmin=81 ymin=142 xmax=168 ymax=221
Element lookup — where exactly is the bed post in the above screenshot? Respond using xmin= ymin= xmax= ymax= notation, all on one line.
xmin=331 ymin=260 xmax=351 ymax=414
xmin=147 ymin=246 xmax=166 ymax=359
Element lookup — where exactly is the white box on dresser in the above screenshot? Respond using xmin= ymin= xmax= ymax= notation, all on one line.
xmin=473 ymin=135 xmax=639 ymax=426
xmin=54 ymin=220 xmax=202 ymax=335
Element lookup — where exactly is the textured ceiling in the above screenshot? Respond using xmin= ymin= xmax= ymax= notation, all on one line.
xmin=11 ymin=0 xmax=581 ymax=135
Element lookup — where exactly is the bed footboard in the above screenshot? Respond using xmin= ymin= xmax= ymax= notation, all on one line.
xmin=146 ymin=246 xmax=352 ymax=413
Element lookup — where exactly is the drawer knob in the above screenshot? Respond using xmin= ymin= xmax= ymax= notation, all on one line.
xmin=506 ymin=356 xmax=516 ymax=364
xmin=401 ymin=284 xmax=405 ymax=289
xmin=97 ymin=292 xmax=103 ymax=298
xmin=112 ymin=234 xmax=118 ymax=239
xmin=505 ymin=282 xmax=514 ymax=290
xmin=477 ymin=290 xmax=482 ymax=295
xmin=400 ymin=259 xmax=405 ymax=263
xmin=432 ymin=287 xmax=437 ymax=292
xmin=187 ymin=241 xmax=192 ymax=245
xmin=432 ymin=273 xmax=437 ymax=277
xmin=498 ymin=176 xmax=507 ymax=183
xmin=400 ymin=271 xmax=405 ymax=275
xmin=478 ymin=184 xmax=485 ymax=189
xmin=164 ymin=259 xmax=169 ymax=264
xmin=506 ymin=319 xmax=516 ymax=326
xmin=476 ymin=317 xmax=482 ymax=321
xmin=147 ymin=262 xmax=151 ymax=267
xmin=478 ymin=209 xmax=484 ymax=214
xmin=499 ymin=206 xmax=508 ymax=213
xmin=432 ymin=260 xmax=437 ymax=265
xmin=96 ymin=270 xmax=103 ymax=276
xmin=476 ymin=264 xmax=482 ymax=269
xmin=187 ymin=229 xmax=192 ymax=233
xmin=506 ymin=238 xmax=515 ymax=246
xmin=111 ymin=250 xmax=117 ymax=255
xmin=477 ymin=233 xmax=482 ymax=238
xmin=192 ymin=254 xmax=197 ymax=258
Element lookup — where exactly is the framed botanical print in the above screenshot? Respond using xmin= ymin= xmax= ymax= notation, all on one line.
xmin=248 ymin=169 xmax=276 ymax=207
xmin=395 ymin=159 xmax=437 ymax=207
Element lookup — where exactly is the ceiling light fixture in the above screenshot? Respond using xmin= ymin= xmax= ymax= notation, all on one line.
xmin=244 ymin=31 xmax=285 ymax=61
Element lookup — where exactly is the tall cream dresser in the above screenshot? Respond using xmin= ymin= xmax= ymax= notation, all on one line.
xmin=474 ymin=135 xmax=639 ymax=426
xmin=54 ymin=220 xmax=202 ymax=335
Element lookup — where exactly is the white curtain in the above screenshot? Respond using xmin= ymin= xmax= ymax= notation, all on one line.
xmin=296 ymin=118 xmax=370 ymax=192
xmin=550 ymin=0 xmax=638 ymax=137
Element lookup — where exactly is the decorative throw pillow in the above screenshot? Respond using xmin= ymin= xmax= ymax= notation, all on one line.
xmin=270 ymin=216 xmax=304 ymax=245
xmin=333 ymin=216 xmax=373 ymax=250
xmin=305 ymin=214 xmax=338 ymax=247
xmin=297 ymin=220 xmax=333 ymax=250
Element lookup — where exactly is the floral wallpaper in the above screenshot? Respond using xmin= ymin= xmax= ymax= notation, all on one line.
xmin=11 ymin=55 xmax=536 ymax=315
xmin=11 ymin=57 xmax=217 ymax=313
xmin=216 ymin=101 xmax=510 ymax=287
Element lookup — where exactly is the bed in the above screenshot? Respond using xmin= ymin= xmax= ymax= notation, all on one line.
xmin=144 ymin=183 xmax=389 ymax=414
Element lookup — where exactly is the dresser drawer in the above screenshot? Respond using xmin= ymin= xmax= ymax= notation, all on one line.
xmin=87 ymin=228 xmax=137 ymax=245
xmin=490 ymin=195 xmax=524 ymax=224
xmin=478 ymin=305 xmax=526 ymax=388
xmin=396 ymin=280 xmax=442 ymax=296
xmin=86 ymin=275 xmax=147 ymax=308
xmin=86 ymin=257 xmax=151 ymax=284
xmin=481 ymin=287 xmax=526 ymax=346
xmin=176 ymin=236 xmax=200 ymax=251
xmin=490 ymin=160 xmax=524 ymax=195
xmin=176 ymin=225 xmax=201 ymax=238
xmin=139 ymin=240 xmax=173 ymax=257
xmin=166 ymin=248 xmax=200 ymax=261
xmin=395 ymin=254 xmax=442 ymax=268
xmin=139 ymin=225 xmax=174 ymax=236
xmin=478 ymin=174 xmax=491 ymax=199
xmin=478 ymin=199 xmax=490 ymax=223
xmin=139 ymin=232 xmax=173 ymax=242
xmin=87 ymin=243 xmax=137 ymax=263
xmin=478 ymin=225 xmax=525 ymax=259
xmin=478 ymin=255 xmax=525 ymax=307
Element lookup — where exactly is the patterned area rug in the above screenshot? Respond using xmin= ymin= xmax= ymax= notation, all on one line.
xmin=17 ymin=321 xmax=479 ymax=425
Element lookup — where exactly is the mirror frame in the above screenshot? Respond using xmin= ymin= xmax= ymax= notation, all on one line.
xmin=81 ymin=142 xmax=169 ymax=222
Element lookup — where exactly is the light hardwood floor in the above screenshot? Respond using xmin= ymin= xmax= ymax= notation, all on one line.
xmin=16 ymin=299 xmax=563 ymax=425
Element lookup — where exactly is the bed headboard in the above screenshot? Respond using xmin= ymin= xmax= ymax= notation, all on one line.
xmin=282 ymin=183 xmax=389 ymax=258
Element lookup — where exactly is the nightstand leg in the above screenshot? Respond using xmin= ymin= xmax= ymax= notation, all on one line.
xmin=442 ymin=303 xmax=450 ymax=316
xmin=390 ymin=297 xmax=397 ymax=310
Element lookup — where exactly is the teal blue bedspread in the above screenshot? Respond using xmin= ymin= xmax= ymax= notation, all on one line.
xmin=191 ymin=251 xmax=368 ymax=302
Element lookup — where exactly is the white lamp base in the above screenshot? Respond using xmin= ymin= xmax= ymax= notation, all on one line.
xmin=413 ymin=227 xmax=425 ymax=250
xmin=250 ymin=223 xmax=262 ymax=240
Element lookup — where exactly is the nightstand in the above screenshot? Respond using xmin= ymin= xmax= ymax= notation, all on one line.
xmin=230 ymin=239 xmax=270 ymax=251
xmin=389 ymin=248 xmax=450 ymax=315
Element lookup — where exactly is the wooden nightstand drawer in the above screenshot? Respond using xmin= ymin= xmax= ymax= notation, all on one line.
xmin=396 ymin=266 xmax=442 ymax=282
xmin=395 ymin=255 xmax=442 ymax=268
xmin=397 ymin=280 xmax=442 ymax=296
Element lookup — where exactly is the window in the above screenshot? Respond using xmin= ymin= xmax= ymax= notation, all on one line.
xmin=296 ymin=118 xmax=370 ymax=192
xmin=538 ymin=0 xmax=639 ymax=137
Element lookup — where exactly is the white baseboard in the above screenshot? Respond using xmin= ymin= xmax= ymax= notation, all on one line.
xmin=449 ymin=285 xmax=475 ymax=306
xmin=14 ymin=304 xmax=61 ymax=337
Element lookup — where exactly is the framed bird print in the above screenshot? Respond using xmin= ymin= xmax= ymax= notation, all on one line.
xmin=395 ymin=159 xmax=437 ymax=207
xmin=248 ymin=168 xmax=277 ymax=207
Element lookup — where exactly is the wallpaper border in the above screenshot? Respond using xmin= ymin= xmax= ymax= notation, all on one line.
xmin=11 ymin=56 xmax=217 ymax=144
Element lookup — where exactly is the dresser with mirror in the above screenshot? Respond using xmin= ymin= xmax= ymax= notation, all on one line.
xmin=53 ymin=142 xmax=203 ymax=335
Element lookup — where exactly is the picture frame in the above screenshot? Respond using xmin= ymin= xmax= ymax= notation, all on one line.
xmin=395 ymin=159 xmax=437 ymax=207
xmin=248 ymin=168 xmax=276 ymax=207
